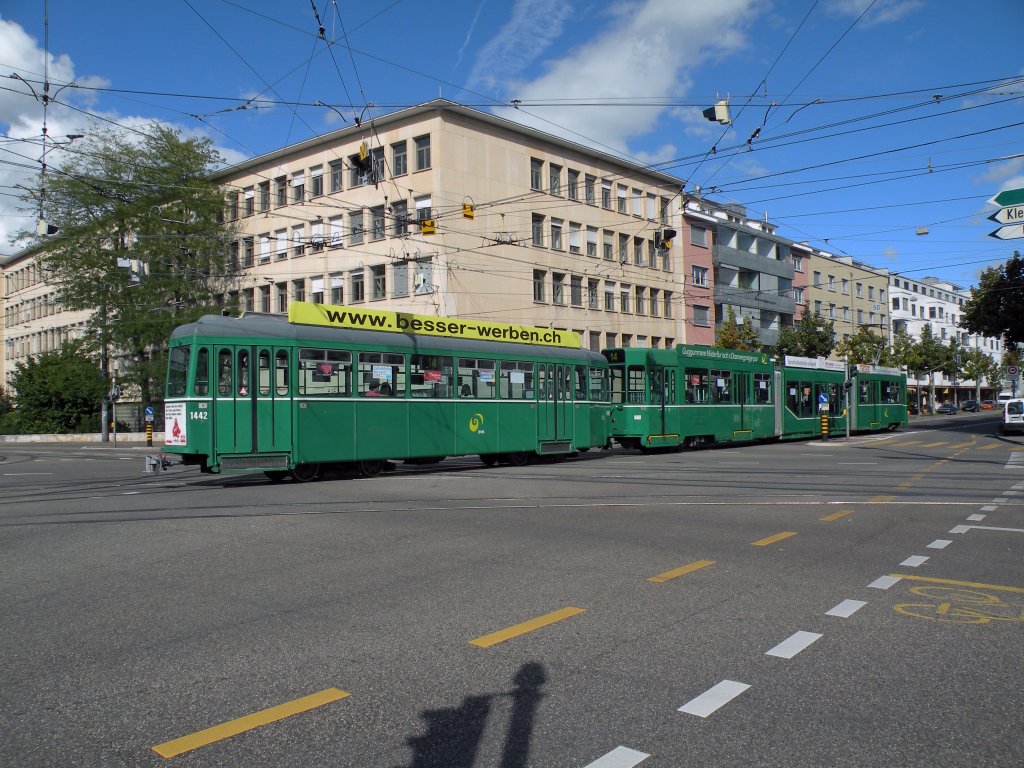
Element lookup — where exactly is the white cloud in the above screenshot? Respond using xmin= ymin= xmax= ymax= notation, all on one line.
xmin=0 ymin=18 xmax=248 ymax=249
xmin=476 ymin=0 xmax=757 ymax=158
xmin=823 ymin=0 xmax=924 ymax=28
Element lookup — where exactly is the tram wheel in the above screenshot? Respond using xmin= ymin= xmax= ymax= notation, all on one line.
xmin=290 ymin=463 xmax=320 ymax=482
xmin=264 ymin=470 xmax=288 ymax=483
xmin=508 ymin=451 xmax=531 ymax=467
xmin=480 ymin=454 xmax=498 ymax=467
xmin=358 ymin=459 xmax=386 ymax=477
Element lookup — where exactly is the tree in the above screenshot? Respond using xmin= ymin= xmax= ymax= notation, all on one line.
xmin=910 ymin=325 xmax=948 ymax=411
xmin=960 ymin=251 xmax=1024 ymax=345
xmin=958 ymin=347 xmax=1001 ymax=399
xmin=834 ymin=327 xmax=890 ymax=366
xmin=716 ymin=307 xmax=761 ymax=351
xmin=9 ymin=342 xmax=107 ymax=433
xmin=773 ymin=312 xmax=834 ymax=360
xmin=24 ymin=126 xmax=240 ymax=413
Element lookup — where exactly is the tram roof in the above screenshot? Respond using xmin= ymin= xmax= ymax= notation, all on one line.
xmin=170 ymin=313 xmax=606 ymax=363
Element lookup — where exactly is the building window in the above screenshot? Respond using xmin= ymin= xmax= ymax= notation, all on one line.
xmin=242 ymin=237 xmax=254 ymax=267
xmin=392 ymin=141 xmax=407 ymax=176
xmin=552 ymin=273 xmax=565 ymax=305
xmin=414 ymin=134 xmax=431 ymax=170
xmin=310 ymin=166 xmax=323 ymax=197
xmin=692 ymin=266 xmax=708 ymax=287
xmin=392 ymin=201 xmax=409 ymax=237
xmin=550 ymin=219 xmax=563 ymax=250
xmin=617 ymin=185 xmax=627 ymax=214
xmin=532 ymin=214 xmax=545 ymax=247
xmin=620 ymin=284 xmax=631 ymax=313
xmin=570 ymin=275 xmax=582 ymax=306
xmin=841 ymin=278 xmax=849 ymax=295
xmin=856 ymin=282 xmax=864 ymax=298
xmin=794 ymin=287 xmax=804 ymax=303
xmin=330 ymin=161 xmax=343 ymax=193
xmin=259 ymin=285 xmax=270 ymax=313
xmin=568 ymin=169 xmax=579 ymax=200
xmin=602 ymin=180 xmax=612 ymax=209
xmin=349 ymin=210 xmax=365 ymax=245
xmin=635 ymin=286 xmax=646 ymax=315
xmin=569 ymin=222 xmax=581 ymax=253
xmin=330 ymin=273 xmax=343 ymax=304
xmin=549 ymin=164 xmax=561 ymax=196
xmin=530 ymin=158 xmax=543 ymax=191
xmin=291 ymin=172 xmax=305 ymax=204
xmin=371 ymin=265 xmax=386 ymax=299
xmin=650 ymin=288 xmax=660 ymax=317
xmin=588 ymin=278 xmax=599 ymax=309
xmin=311 ymin=277 xmax=324 ymax=304
xmin=243 ymin=187 xmax=254 ymax=217
xmin=828 ymin=275 xmax=836 ymax=292
xmin=370 ymin=206 xmax=385 ymax=241
xmin=618 ymin=233 xmax=629 ymax=264
xmin=793 ymin=255 xmax=803 ymax=272
xmin=393 ymin=261 xmax=408 ymax=296
xmin=603 ymin=230 xmax=614 ymax=260
xmin=692 ymin=304 xmax=710 ymax=326
xmin=605 ymin=282 xmax=616 ymax=311
xmin=310 ymin=222 xmax=324 ymax=252
xmin=277 ymin=282 xmax=288 ymax=313
xmin=533 ymin=269 xmax=546 ymax=302
xmin=350 ymin=270 xmax=365 ymax=303
xmin=691 ymin=226 xmax=708 ymax=247
xmin=814 ymin=300 xmax=822 ymax=315
xmin=371 ymin=147 xmax=385 ymax=183
xmin=292 ymin=225 xmax=304 ymax=257
xmin=259 ymin=181 xmax=270 ymax=212
xmin=586 ymin=227 xmax=597 ymax=257
xmin=813 ymin=271 xmax=822 ymax=288
xmin=585 ymin=174 xmax=596 ymax=205
xmin=292 ymin=279 xmax=305 ymax=303
xmin=663 ymin=291 xmax=672 ymax=318
xmin=275 ymin=176 xmax=287 ymax=207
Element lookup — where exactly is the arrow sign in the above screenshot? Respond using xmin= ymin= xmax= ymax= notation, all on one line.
xmin=988 ymin=187 xmax=1024 ymax=207
xmin=989 ymin=206 xmax=1024 ymax=225
xmin=989 ymin=224 xmax=1024 ymax=240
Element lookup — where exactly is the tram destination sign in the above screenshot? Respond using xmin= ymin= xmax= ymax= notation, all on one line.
xmin=287 ymin=301 xmax=582 ymax=349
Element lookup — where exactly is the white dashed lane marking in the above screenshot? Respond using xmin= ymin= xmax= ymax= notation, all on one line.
xmin=826 ymin=599 xmax=866 ymax=618
xmin=868 ymin=575 xmax=901 ymax=589
xmin=900 ymin=555 xmax=929 ymax=567
xmin=678 ymin=680 xmax=751 ymax=718
xmin=582 ymin=746 xmax=650 ymax=767
xmin=927 ymin=539 xmax=952 ymax=549
xmin=765 ymin=631 xmax=822 ymax=659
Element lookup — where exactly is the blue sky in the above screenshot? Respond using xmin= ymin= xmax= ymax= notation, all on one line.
xmin=2 ymin=0 xmax=1023 ymax=289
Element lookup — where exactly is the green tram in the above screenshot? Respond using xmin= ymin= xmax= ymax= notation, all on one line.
xmin=603 ymin=345 xmax=907 ymax=450
xmin=163 ymin=308 xmax=609 ymax=480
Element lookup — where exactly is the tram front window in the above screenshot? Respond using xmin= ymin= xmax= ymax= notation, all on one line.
xmin=167 ymin=346 xmax=190 ymax=397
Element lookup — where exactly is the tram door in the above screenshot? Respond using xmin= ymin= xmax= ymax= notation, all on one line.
xmin=254 ymin=347 xmax=293 ymax=454
xmin=213 ymin=346 xmax=257 ymax=455
xmin=734 ymin=372 xmax=751 ymax=435
xmin=537 ymin=363 xmax=573 ymax=442
xmin=650 ymin=366 xmax=670 ymax=436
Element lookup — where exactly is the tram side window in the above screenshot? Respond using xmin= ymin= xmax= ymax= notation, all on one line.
xmin=561 ymin=366 xmax=574 ymax=400
xmin=410 ymin=354 xmax=452 ymax=398
xmin=828 ymin=383 xmax=841 ymax=415
xmin=237 ymin=350 xmax=249 ymax=396
xmin=589 ymin=366 xmax=607 ymax=401
xmin=665 ymin=369 xmax=676 ymax=404
xmin=608 ymin=366 xmax=625 ymax=404
xmin=458 ymin=358 xmax=496 ymax=399
xmin=217 ymin=349 xmax=232 ymax=396
xmin=787 ymin=381 xmax=814 ymax=417
xmin=258 ymin=350 xmax=271 ymax=396
xmin=753 ymin=372 xmax=772 ymax=404
xmin=275 ymin=350 xmax=289 ymax=395
xmin=711 ymin=369 xmax=731 ymax=404
xmin=574 ymin=365 xmax=589 ymax=400
xmin=359 ymin=352 xmax=406 ymax=397
xmin=194 ymin=347 xmax=210 ymax=396
xmin=167 ymin=346 xmax=190 ymax=397
xmin=685 ymin=368 xmax=709 ymax=404
xmin=627 ymin=365 xmax=646 ymax=403
xmin=500 ymin=361 xmax=534 ymax=400
xmin=858 ymin=380 xmax=870 ymax=404
xmin=298 ymin=348 xmax=351 ymax=396
xmin=883 ymin=382 xmax=901 ymax=404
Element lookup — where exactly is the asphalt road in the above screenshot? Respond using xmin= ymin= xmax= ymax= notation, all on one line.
xmin=1 ymin=412 xmax=1022 ymax=767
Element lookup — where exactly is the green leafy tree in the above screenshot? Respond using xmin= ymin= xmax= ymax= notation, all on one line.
xmin=958 ymin=347 xmax=1001 ymax=399
xmin=773 ymin=312 xmax=834 ymax=360
xmin=960 ymin=251 xmax=1024 ymax=345
xmin=9 ymin=342 xmax=107 ymax=433
xmin=834 ymin=327 xmax=889 ymax=366
xmin=910 ymin=325 xmax=948 ymax=411
xmin=25 ymin=125 xmax=240 ymax=412
xmin=716 ymin=306 xmax=761 ymax=351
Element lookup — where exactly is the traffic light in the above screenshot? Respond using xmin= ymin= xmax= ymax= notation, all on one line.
xmin=702 ymin=99 xmax=732 ymax=125
xmin=420 ymin=218 xmax=436 ymax=235
xmin=462 ymin=202 xmax=475 ymax=220
xmin=655 ymin=229 xmax=676 ymax=250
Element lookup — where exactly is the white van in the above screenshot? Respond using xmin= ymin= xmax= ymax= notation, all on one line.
xmin=1001 ymin=398 xmax=1024 ymax=435
xmin=997 ymin=392 xmax=1015 ymax=410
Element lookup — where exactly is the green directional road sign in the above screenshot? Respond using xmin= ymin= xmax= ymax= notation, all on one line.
xmin=988 ymin=188 xmax=1024 ymax=207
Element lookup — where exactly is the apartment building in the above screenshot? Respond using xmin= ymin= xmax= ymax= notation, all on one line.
xmin=804 ymin=251 xmax=890 ymax=347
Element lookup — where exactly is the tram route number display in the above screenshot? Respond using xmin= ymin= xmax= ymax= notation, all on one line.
xmin=165 ymin=401 xmax=187 ymax=446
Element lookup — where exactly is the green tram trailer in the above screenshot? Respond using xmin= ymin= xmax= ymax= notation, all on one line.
xmin=603 ymin=345 xmax=907 ymax=450
xmin=163 ymin=312 xmax=610 ymax=480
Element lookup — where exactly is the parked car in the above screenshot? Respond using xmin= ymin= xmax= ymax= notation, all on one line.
xmin=1000 ymin=398 xmax=1024 ymax=435
xmin=935 ymin=403 xmax=958 ymax=415
xmin=961 ymin=400 xmax=980 ymax=412
xmin=980 ymin=400 xmax=996 ymax=410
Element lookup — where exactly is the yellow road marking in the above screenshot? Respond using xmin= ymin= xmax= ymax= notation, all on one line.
xmin=152 ymin=687 xmax=349 ymax=759
xmin=889 ymin=574 xmax=1024 ymax=594
xmin=897 ymin=481 xmax=913 ymax=489
xmin=469 ymin=607 xmax=585 ymax=648
xmin=978 ymin=444 xmax=1001 ymax=451
xmin=820 ymin=510 xmax=853 ymax=522
xmin=951 ymin=442 xmax=975 ymax=449
xmin=920 ymin=442 xmax=948 ymax=448
xmin=648 ymin=559 xmax=716 ymax=583
xmin=751 ymin=531 xmax=798 ymax=546
xmin=870 ymin=495 xmax=895 ymax=502
xmin=884 ymin=440 xmax=921 ymax=446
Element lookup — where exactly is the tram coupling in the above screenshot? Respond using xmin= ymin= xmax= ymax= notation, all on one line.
xmin=144 ymin=453 xmax=180 ymax=475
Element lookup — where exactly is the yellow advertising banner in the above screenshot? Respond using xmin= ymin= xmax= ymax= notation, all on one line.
xmin=286 ymin=302 xmax=581 ymax=349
